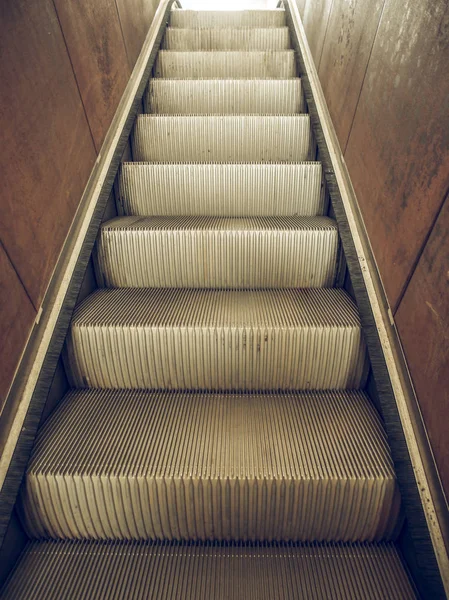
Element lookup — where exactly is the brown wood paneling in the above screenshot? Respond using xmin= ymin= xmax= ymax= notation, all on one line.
xmin=0 ymin=0 xmax=97 ymax=309
xmin=115 ymin=0 xmax=159 ymax=68
xmin=318 ymin=0 xmax=385 ymax=149
xmin=301 ymin=0 xmax=334 ymax=67
xmin=296 ymin=0 xmax=306 ymax=18
xmin=344 ymin=0 xmax=449 ymax=309
xmin=53 ymin=0 xmax=131 ymax=150
xmin=0 ymin=243 xmax=36 ymax=407
xmin=396 ymin=196 xmax=449 ymax=499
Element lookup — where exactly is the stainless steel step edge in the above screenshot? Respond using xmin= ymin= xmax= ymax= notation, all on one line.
xmin=19 ymin=389 xmax=399 ymax=542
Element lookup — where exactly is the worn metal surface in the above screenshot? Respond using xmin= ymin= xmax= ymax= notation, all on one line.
xmin=2 ymin=541 xmax=417 ymax=599
xmin=119 ymin=162 xmax=324 ymax=216
xmin=170 ymin=9 xmax=286 ymax=28
xmin=318 ymin=0 xmax=385 ymax=149
xmin=19 ymin=388 xmax=399 ymax=541
xmin=146 ymin=79 xmax=305 ymax=114
xmin=344 ymin=0 xmax=449 ymax=310
xmin=53 ymin=0 xmax=131 ymax=150
xmin=154 ymin=50 xmax=297 ymax=78
xmin=65 ymin=288 xmax=368 ymax=390
xmin=396 ymin=196 xmax=449 ymax=503
xmin=162 ymin=27 xmax=291 ymax=50
xmin=132 ymin=115 xmax=312 ymax=162
xmin=95 ymin=216 xmax=339 ymax=288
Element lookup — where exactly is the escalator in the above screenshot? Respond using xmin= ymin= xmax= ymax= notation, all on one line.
xmin=0 ymin=6 xmax=429 ymax=598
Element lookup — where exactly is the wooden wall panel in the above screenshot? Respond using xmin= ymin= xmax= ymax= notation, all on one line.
xmin=115 ymin=0 xmax=159 ymax=68
xmin=318 ymin=0 xmax=385 ymax=149
xmin=53 ymin=0 xmax=131 ymax=151
xmin=396 ymin=196 xmax=449 ymax=498
xmin=0 ymin=0 xmax=157 ymax=455
xmin=344 ymin=0 xmax=449 ymax=310
xmin=0 ymin=244 xmax=36 ymax=407
xmin=301 ymin=0 xmax=334 ymax=67
xmin=0 ymin=0 xmax=97 ymax=309
xmin=296 ymin=0 xmax=306 ymax=18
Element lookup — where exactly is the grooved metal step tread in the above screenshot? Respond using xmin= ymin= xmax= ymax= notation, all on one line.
xmin=118 ymin=162 xmax=324 ymax=217
xmin=65 ymin=288 xmax=368 ymax=390
xmin=162 ymin=27 xmax=291 ymax=50
xmin=95 ymin=216 xmax=339 ymax=289
xmin=146 ymin=79 xmax=305 ymax=114
xmin=154 ymin=51 xmax=296 ymax=79
xmin=19 ymin=389 xmax=400 ymax=542
xmin=2 ymin=541 xmax=417 ymax=599
xmin=132 ymin=115 xmax=313 ymax=163
xmin=170 ymin=9 xmax=287 ymax=29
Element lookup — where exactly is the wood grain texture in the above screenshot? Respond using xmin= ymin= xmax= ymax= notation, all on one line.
xmin=296 ymin=0 xmax=306 ymax=17
xmin=318 ymin=0 xmax=385 ymax=148
xmin=115 ymin=0 xmax=159 ymax=68
xmin=0 ymin=244 xmax=36 ymax=408
xmin=300 ymin=0 xmax=334 ymax=67
xmin=53 ymin=0 xmax=131 ymax=150
xmin=344 ymin=0 xmax=449 ymax=309
xmin=396 ymin=196 xmax=449 ymax=501
xmin=0 ymin=0 xmax=97 ymax=309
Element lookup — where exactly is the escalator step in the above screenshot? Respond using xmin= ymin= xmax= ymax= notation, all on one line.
xmin=65 ymin=288 xmax=367 ymax=390
xmin=154 ymin=51 xmax=296 ymax=79
xmin=19 ymin=389 xmax=400 ymax=541
xmin=95 ymin=216 xmax=339 ymax=289
xmin=146 ymin=79 xmax=304 ymax=114
xmin=118 ymin=162 xmax=323 ymax=217
xmin=162 ymin=27 xmax=291 ymax=50
xmin=132 ymin=115 xmax=312 ymax=163
xmin=3 ymin=541 xmax=416 ymax=599
xmin=170 ymin=9 xmax=287 ymax=28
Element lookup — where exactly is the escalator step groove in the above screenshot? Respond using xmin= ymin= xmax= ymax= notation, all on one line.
xmin=132 ymin=115 xmax=313 ymax=163
xmin=154 ymin=51 xmax=297 ymax=79
xmin=118 ymin=162 xmax=324 ymax=217
xmin=65 ymin=288 xmax=368 ymax=390
xmin=162 ymin=27 xmax=292 ymax=50
xmin=4 ymin=541 xmax=417 ymax=599
xmin=146 ymin=79 xmax=305 ymax=114
xmin=95 ymin=216 xmax=339 ymax=289
xmin=19 ymin=389 xmax=400 ymax=542
xmin=169 ymin=9 xmax=287 ymax=28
